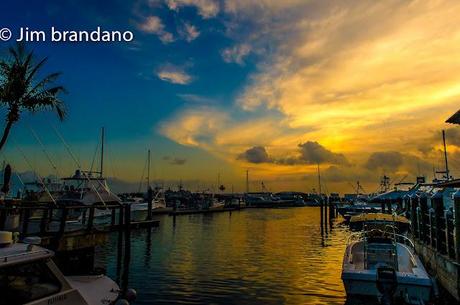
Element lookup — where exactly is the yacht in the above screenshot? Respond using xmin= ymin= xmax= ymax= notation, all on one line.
xmin=341 ymin=228 xmax=432 ymax=304
xmin=0 ymin=231 xmax=135 ymax=305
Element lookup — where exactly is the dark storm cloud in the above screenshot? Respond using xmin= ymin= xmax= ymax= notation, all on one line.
xmin=365 ymin=151 xmax=432 ymax=175
xmin=297 ymin=141 xmax=348 ymax=165
xmin=238 ymin=142 xmax=347 ymax=165
xmin=365 ymin=151 xmax=404 ymax=171
xmin=237 ymin=146 xmax=271 ymax=163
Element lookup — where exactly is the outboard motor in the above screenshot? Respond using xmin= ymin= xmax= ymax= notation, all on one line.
xmin=376 ymin=266 xmax=398 ymax=305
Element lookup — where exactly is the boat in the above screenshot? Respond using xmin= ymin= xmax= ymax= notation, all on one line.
xmin=337 ymin=201 xmax=381 ymax=221
xmin=209 ymin=198 xmax=225 ymax=210
xmin=341 ymin=228 xmax=432 ymax=304
xmin=349 ymin=213 xmax=410 ymax=233
xmin=0 ymin=231 xmax=135 ymax=305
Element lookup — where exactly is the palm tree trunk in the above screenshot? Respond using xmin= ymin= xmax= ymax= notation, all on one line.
xmin=0 ymin=120 xmax=14 ymax=151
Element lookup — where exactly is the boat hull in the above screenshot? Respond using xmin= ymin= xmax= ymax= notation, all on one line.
xmin=342 ymin=271 xmax=432 ymax=304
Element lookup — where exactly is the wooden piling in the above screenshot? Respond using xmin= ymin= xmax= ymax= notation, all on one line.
xmin=0 ymin=209 xmax=6 ymax=231
xmin=122 ymin=204 xmax=132 ymax=294
xmin=147 ymin=187 xmax=153 ymax=221
xmin=58 ymin=208 xmax=68 ymax=238
xmin=454 ymin=191 xmax=460 ymax=262
xmin=40 ymin=208 xmax=49 ymax=235
xmin=116 ymin=205 xmax=124 ymax=284
xmin=87 ymin=206 xmax=95 ymax=231
xmin=21 ymin=208 xmax=31 ymax=236
xmin=320 ymin=196 xmax=324 ymax=230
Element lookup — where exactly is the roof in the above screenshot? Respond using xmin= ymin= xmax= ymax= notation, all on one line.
xmin=0 ymin=243 xmax=53 ymax=267
xmin=446 ymin=109 xmax=460 ymax=125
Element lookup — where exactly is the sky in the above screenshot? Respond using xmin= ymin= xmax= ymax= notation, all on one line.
xmin=1 ymin=0 xmax=460 ymax=194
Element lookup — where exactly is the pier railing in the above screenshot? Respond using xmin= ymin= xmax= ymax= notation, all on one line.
xmin=403 ymin=195 xmax=457 ymax=261
xmin=0 ymin=202 xmax=147 ymax=239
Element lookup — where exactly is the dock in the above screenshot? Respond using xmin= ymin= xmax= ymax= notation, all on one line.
xmin=402 ymin=190 xmax=460 ymax=301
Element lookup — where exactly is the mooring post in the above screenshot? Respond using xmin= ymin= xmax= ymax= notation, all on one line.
xmin=320 ymin=195 xmax=324 ymax=229
xmin=21 ymin=208 xmax=31 ymax=237
xmin=454 ymin=190 xmax=460 ymax=262
xmin=81 ymin=209 xmax=87 ymax=225
xmin=58 ymin=207 xmax=68 ymax=237
xmin=111 ymin=207 xmax=116 ymax=227
xmin=420 ymin=194 xmax=428 ymax=244
xmin=147 ymin=186 xmax=153 ymax=221
xmin=410 ymin=195 xmax=417 ymax=237
xmin=445 ymin=209 xmax=454 ymax=258
xmin=122 ymin=203 xmax=132 ymax=294
xmin=429 ymin=208 xmax=435 ymax=248
xmin=0 ymin=208 xmax=6 ymax=231
xmin=416 ymin=206 xmax=422 ymax=240
xmin=40 ymin=208 xmax=49 ymax=234
xmin=87 ymin=206 xmax=95 ymax=231
xmin=432 ymin=191 xmax=446 ymax=253
xmin=116 ymin=204 xmax=124 ymax=284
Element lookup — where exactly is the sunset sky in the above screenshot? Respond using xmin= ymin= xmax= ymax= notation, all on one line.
xmin=1 ymin=0 xmax=460 ymax=193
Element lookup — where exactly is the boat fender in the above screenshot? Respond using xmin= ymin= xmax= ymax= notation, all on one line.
xmin=125 ymin=288 xmax=137 ymax=302
xmin=114 ymin=299 xmax=130 ymax=305
xmin=430 ymin=276 xmax=440 ymax=301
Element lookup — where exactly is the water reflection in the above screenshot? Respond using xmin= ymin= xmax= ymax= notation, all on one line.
xmin=98 ymin=208 xmax=350 ymax=305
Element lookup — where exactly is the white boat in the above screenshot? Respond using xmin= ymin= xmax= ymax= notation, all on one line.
xmin=342 ymin=229 xmax=432 ymax=304
xmin=209 ymin=198 xmax=225 ymax=210
xmin=0 ymin=231 xmax=135 ymax=305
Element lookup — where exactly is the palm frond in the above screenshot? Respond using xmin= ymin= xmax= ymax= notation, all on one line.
xmin=22 ymin=95 xmax=66 ymax=121
xmin=26 ymin=72 xmax=62 ymax=97
xmin=25 ymin=56 xmax=47 ymax=85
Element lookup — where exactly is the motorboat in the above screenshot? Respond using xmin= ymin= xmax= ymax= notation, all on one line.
xmin=337 ymin=201 xmax=381 ymax=221
xmin=341 ymin=228 xmax=432 ymax=304
xmin=0 ymin=231 xmax=135 ymax=305
xmin=209 ymin=198 xmax=225 ymax=210
xmin=349 ymin=213 xmax=410 ymax=233
xmin=59 ymin=170 xmax=121 ymax=206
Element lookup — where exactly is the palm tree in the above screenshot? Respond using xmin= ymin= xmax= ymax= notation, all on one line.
xmin=0 ymin=43 xmax=66 ymax=151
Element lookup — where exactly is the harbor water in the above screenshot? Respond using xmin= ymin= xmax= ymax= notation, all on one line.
xmin=97 ymin=208 xmax=354 ymax=305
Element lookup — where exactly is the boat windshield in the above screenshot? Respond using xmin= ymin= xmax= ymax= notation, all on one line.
xmin=0 ymin=259 xmax=62 ymax=305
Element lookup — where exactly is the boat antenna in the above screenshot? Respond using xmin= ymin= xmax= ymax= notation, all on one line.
xmin=442 ymin=129 xmax=450 ymax=180
xmin=100 ymin=127 xmax=104 ymax=178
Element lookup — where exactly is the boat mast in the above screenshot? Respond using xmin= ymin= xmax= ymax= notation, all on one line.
xmin=100 ymin=127 xmax=104 ymax=178
xmin=147 ymin=149 xmax=151 ymax=188
xmin=442 ymin=129 xmax=450 ymax=180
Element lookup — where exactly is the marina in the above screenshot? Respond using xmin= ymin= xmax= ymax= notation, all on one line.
xmin=3 ymin=1 xmax=460 ymax=304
